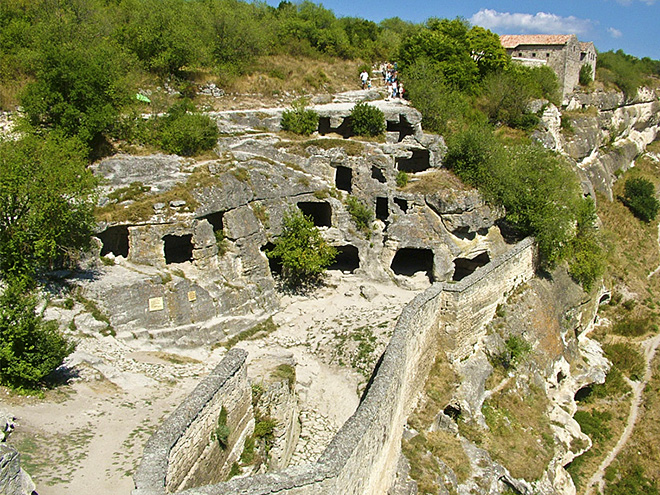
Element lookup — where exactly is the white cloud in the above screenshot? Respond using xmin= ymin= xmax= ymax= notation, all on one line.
xmin=469 ymin=9 xmax=594 ymax=36
xmin=615 ymin=0 xmax=655 ymax=5
xmin=608 ymin=27 xmax=623 ymax=38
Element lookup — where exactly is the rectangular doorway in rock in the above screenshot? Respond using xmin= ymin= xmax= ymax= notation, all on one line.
xmin=297 ymin=201 xmax=332 ymax=227
xmin=335 ymin=166 xmax=352 ymax=193
xmin=391 ymin=248 xmax=434 ymax=282
xmin=261 ymin=242 xmax=283 ymax=276
xmin=97 ymin=225 xmax=130 ymax=258
xmin=452 ymin=252 xmax=490 ymax=281
xmin=376 ymin=197 xmax=389 ymax=221
xmin=329 ymin=245 xmax=359 ymax=273
xmin=395 ymin=149 xmax=430 ymax=173
xmin=163 ymin=234 xmax=194 ymax=264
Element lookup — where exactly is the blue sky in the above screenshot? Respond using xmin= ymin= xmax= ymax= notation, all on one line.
xmin=265 ymin=0 xmax=660 ymax=60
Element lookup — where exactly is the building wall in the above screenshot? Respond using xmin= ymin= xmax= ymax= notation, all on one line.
xmin=133 ymin=238 xmax=536 ymax=495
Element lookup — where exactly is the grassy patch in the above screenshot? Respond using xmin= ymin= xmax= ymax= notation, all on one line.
xmin=270 ymin=363 xmax=296 ymax=390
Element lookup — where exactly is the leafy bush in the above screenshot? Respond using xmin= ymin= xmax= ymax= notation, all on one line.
xmin=622 ymin=177 xmax=660 ymax=222
xmin=604 ymin=343 xmax=645 ymax=381
xmin=345 ymin=195 xmax=374 ymax=235
xmin=215 ymin=406 xmax=230 ymax=449
xmin=490 ymin=335 xmax=531 ymax=370
xmin=159 ymin=103 xmax=219 ymax=156
xmin=579 ymin=64 xmax=593 ymax=86
xmin=396 ymin=170 xmax=409 ymax=188
xmin=0 ymin=281 xmax=74 ymax=391
xmin=280 ymin=99 xmax=318 ymax=136
xmin=574 ymin=409 xmax=612 ymax=443
xmin=267 ymin=208 xmax=336 ymax=287
xmin=349 ymin=101 xmax=385 ymax=137
xmin=605 ymin=464 xmax=658 ymax=495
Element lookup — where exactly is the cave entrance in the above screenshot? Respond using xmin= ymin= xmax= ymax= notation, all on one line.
xmin=163 ymin=234 xmax=194 ymax=264
xmin=386 ymin=115 xmax=415 ymax=142
xmin=318 ymin=117 xmax=351 ymax=138
xmin=297 ymin=201 xmax=332 ymax=227
xmin=394 ymin=197 xmax=408 ymax=212
xmin=261 ymin=242 xmax=282 ymax=276
xmin=335 ymin=166 xmax=352 ymax=193
xmin=391 ymin=248 xmax=434 ymax=282
xmin=97 ymin=225 xmax=129 ymax=258
xmin=371 ymin=166 xmax=386 ymax=183
xmin=396 ymin=149 xmax=430 ymax=173
xmin=329 ymin=245 xmax=360 ymax=273
xmin=452 ymin=252 xmax=490 ymax=281
xmin=376 ymin=197 xmax=389 ymax=221
xmin=201 ymin=211 xmax=224 ymax=233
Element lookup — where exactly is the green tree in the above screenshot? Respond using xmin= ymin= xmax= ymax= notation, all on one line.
xmin=0 ymin=135 xmax=97 ymax=282
xmin=158 ymin=101 xmax=219 ymax=156
xmin=0 ymin=278 xmax=75 ymax=390
xmin=267 ymin=208 xmax=336 ymax=287
xmin=622 ymin=177 xmax=659 ymax=222
xmin=281 ymin=98 xmax=318 ymax=135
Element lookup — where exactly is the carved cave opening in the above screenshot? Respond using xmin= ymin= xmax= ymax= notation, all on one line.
xmin=386 ymin=115 xmax=415 ymax=142
xmin=97 ymin=225 xmax=129 ymax=258
xmin=396 ymin=149 xmax=430 ymax=173
xmin=329 ymin=245 xmax=360 ymax=273
xmin=163 ymin=234 xmax=194 ymax=264
xmin=376 ymin=197 xmax=389 ymax=221
xmin=452 ymin=252 xmax=491 ymax=281
xmin=297 ymin=201 xmax=332 ymax=227
xmin=335 ymin=166 xmax=352 ymax=193
xmin=261 ymin=242 xmax=282 ymax=276
xmin=318 ymin=117 xmax=351 ymax=138
xmin=201 ymin=211 xmax=224 ymax=233
xmin=394 ymin=197 xmax=408 ymax=212
xmin=391 ymin=248 xmax=434 ymax=282
xmin=371 ymin=166 xmax=386 ymax=183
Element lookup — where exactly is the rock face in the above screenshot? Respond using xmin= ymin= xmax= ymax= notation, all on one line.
xmin=537 ymin=88 xmax=660 ymax=200
xmin=87 ymin=98 xmax=505 ymax=347
xmin=0 ymin=411 xmax=36 ymax=495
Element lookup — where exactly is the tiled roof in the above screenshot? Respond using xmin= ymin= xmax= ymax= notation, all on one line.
xmin=500 ymin=34 xmax=575 ymax=49
xmin=579 ymin=41 xmax=595 ymax=51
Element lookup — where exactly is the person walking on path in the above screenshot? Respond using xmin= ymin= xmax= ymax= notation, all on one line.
xmin=360 ymin=70 xmax=369 ymax=90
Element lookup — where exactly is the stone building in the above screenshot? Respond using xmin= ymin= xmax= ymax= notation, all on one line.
xmin=500 ymin=34 xmax=597 ymax=102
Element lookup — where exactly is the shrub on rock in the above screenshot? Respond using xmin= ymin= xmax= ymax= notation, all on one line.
xmin=349 ymin=101 xmax=385 ymax=137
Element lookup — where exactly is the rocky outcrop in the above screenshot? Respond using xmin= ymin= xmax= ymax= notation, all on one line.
xmin=0 ymin=412 xmax=36 ymax=495
xmin=536 ymin=88 xmax=660 ymax=200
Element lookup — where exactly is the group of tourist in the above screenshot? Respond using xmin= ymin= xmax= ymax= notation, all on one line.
xmin=359 ymin=63 xmax=405 ymax=100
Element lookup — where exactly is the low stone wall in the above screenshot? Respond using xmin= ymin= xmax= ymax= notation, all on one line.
xmin=134 ymin=239 xmax=536 ymax=495
xmin=134 ymin=348 xmax=253 ymax=494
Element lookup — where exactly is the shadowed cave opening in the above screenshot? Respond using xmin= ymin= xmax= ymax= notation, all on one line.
xmin=200 ymin=211 xmax=224 ymax=233
xmin=391 ymin=248 xmax=434 ymax=282
xmin=376 ymin=197 xmax=389 ymax=221
xmin=318 ymin=117 xmax=351 ymax=138
xmin=395 ymin=149 xmax=430 ymax=173
xmin=394 ymin=197 xmax=408 ymax=212
xmin=97 ymin=225 xmax=129 ymax=258
xmin=452 ymin=252 xmax=490 ymax=281
xmin=386 ymin=115 xmax=415 ymax=142
xmin=371 ymin=166 xmax=386 ymax=183
xmin=329 ymin=245 xmax=360 ymax=273
xmin=297 ymin=201 xmax=332 ymax=227
xmin=163 ymin=234 xmax=194 ymax=264
xmin=335 ymin=166 xmax=352 ymax=193
xmin=261 ymin=242 xmax=282 ymax=276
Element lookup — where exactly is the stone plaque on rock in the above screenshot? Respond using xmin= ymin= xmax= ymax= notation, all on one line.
xmin=149 ymin=297 xmax=164 ymax=311
xmin=188 ymin=291 xmax=197 ymax=302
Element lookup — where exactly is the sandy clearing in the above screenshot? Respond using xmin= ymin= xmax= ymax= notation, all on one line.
xmin=2 ymin=271 xmax=421 ymax=494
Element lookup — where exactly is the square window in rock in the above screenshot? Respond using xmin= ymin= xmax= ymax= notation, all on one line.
xmin=163 ymin=234 xmax=194 ymax=264
xmin=97 ymin=225 xmax=130 ymax=258
xmin=297 ymin=201 xmax=332 ymax=227
xmin=391 ymin=248 xmax=434 ymax=282
xmin=329 ymin=245 xmax=359 ymax=273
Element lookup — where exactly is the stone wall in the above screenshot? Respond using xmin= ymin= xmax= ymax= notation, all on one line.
xmin=133 ymin=348 xmax=253 ymax=494
xmin=134 ymin=238 xmax=536 ymax=495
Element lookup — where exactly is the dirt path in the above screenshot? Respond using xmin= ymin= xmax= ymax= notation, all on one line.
xmin=584 ymin=333 xmax=660 ymax=495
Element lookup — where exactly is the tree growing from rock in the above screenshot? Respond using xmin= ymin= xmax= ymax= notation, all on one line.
xmin=267 ymin=208 xmax=336 ymax=287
